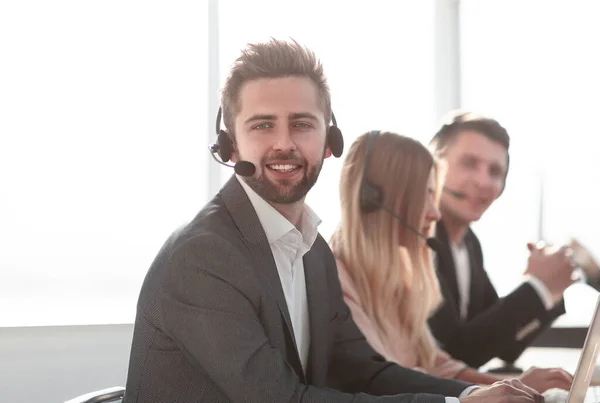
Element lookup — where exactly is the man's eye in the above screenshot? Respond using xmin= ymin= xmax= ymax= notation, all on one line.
xmin=293 ymin=122 xmax=313 ymax=129
xmin=461 ymin=159 xmax=476 ymax=168
xmin=490 ymin=167 xmax=504 ymax=178
xmin=252 ymin=123 xmax=272 ymax=130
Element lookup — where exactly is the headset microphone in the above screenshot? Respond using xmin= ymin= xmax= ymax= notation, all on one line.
xmin=208 ymin=144 xmax=256 ymax=176
xmin=378 ymin=203 xmax=442 ymax=252
xmin=230 ymin=161 xmax=256 ymax=177
xmin=425 ymin=237 xmax=445 ymax=255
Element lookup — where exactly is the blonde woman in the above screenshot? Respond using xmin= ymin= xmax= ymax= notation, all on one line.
xmin=330 ymin=131 xmax=572 ymax=392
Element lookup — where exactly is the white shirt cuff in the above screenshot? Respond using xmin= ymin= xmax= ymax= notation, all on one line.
xmin=524 ymin=275 xmax=555 ymax=310
xmin=460 ymin=385 xmax=480 ymax=397
xmin=446 ymin=385 xmax=480 ymax=402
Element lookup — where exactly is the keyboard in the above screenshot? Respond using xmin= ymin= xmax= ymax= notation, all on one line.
xmin=543 ymin=387 xmax=600 ymax=403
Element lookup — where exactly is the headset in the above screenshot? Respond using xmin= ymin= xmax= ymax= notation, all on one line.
xmin=358 ymin=130 xmax=441 ymax=250
xmin=359 ymin=130 xmax=386 ymax=213
xmin=209 ymin=106 xmax=344 ymax=172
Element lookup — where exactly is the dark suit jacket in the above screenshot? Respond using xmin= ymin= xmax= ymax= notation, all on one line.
xmin=123 ymin=176 xmax=471 ymax=403
xmin=428 ymin=220 xmax=565 ymax=368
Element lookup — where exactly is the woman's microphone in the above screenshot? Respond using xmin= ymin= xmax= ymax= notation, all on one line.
xmin=377 ymin=204 xmax=443 ymax=252
xmin=208 ymin=144 xmax=256 ymax=177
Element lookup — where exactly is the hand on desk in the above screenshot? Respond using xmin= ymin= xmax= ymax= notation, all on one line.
xmin=517 ymin=366 xmax=574 ymax=393
xmin=460 ymin=379 xmax=544 ymax=402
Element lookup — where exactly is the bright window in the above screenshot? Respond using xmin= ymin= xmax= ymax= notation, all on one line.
xmin=461 ymin=0 xmax=600 ymax=326
xmin=0 ymin=1 xmax=209 ymax=326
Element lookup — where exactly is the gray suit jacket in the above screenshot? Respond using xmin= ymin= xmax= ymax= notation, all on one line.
xmin=123 ymin=176 xmax=471 ymax=402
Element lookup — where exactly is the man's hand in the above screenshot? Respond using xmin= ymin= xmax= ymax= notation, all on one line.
xmin=518 ymin=366 xmax=573 ymax=393
xmin=525 ymin=243 xmax=575 ymax=298
xmin=459 ymin=379 xmax=544 ymax=402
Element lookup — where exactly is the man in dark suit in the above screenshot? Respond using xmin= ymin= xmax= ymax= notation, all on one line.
xmin=428 ymin=111 xmax=574 ymax=369
xmin=123 ymin=40 xmax=542 ymax=403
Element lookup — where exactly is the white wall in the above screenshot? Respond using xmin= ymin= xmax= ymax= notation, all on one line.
xmin=0 ymin=0 xmax=210 ymax=329
xmin=0 ymin=325 xmax=132 ymax=403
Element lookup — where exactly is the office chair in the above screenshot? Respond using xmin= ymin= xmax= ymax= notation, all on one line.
xmin=64 ymin=386 xmax=125 ymax=403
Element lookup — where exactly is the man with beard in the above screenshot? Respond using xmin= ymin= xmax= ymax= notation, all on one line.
xmin=123 ymin=40 xmax=544 ymax=403
xmin=428 ymin=111 xmax=574 ymax=369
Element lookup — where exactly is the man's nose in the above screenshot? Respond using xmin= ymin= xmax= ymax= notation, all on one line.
xmin=272 ymin=127 xmax=296 ymax=152
xmin=474 ymin=166 xmax=494 ymax=189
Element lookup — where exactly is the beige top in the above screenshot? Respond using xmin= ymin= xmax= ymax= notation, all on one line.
xmin=336 ymin=258 xmax=468 ymax=379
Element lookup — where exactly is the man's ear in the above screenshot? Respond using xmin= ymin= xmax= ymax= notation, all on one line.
xmin=324 ymin=145 xmax=332 ymax=159
xmin=230 ymin=139 xmax=238 ymax=162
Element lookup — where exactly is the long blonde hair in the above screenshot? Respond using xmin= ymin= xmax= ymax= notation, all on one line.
xmin=330 ymin=131 xmax=444 ymax=368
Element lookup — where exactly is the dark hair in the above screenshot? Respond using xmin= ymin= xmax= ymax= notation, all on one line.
xmin=430 ymin=110 xmax=510 ymax=153
xmin=220 ymin=38 xmax=331 ymax=138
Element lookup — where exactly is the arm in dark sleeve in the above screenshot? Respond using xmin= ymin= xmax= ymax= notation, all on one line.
xmin=475 ymin=243 xmax=565 ymax=364
xmin=430 ymin=237 xmax=565 ymax=368
xmin=162 ymin=235 xmax=450 ymax=403
xmin=497 ymin=299 xmax=565 ymax=363
xmin=430 ymin=279 xmax=547 ymax=368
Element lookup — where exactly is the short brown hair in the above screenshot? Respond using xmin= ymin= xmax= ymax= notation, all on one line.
xmin=430 ymin=110 xmax=510 ymax=153
xmin=220 ymin=38 xmax=331 ymax=137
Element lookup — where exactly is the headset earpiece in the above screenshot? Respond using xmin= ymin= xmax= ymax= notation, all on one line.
xmin=359 ymin=130 xmax=384 ymax=213
xmin=327 ymin=112 xmax=344 ymax=157
xmin=213 ymin=107 xmax=235 ymax=162
xmin=327 ymin=125 xmax=344 ymax=158
xmin=214 ymin=107 xmax=344 ymax=162
xmin=217 ymin=129 xmax=233 ymax=162
xmin=359 ymin=181 xmax=383 ymax=213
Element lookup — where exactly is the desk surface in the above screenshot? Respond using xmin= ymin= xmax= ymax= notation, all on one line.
xmin=513 ymin=348 xmax=583 ymax=373
xmin=483 ymin=347 xmax=600 ymax=384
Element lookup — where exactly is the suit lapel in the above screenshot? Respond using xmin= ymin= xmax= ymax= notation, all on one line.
xmin=465 ymin=231 xmax=484 ymax=319
xmin=244 ymin=234 xmax=305 ymax=379
xmin=436 ymin=221 xmax=461 ymax=308
xmin=303 ymin=244 xmax=329 ymax=386
xmin=219 ymin=175 xmax=304 ymax=378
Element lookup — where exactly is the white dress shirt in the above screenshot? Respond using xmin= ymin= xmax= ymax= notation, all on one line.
xmin=237 ymin=176 xmax=320 ymax=373
xmin=240 ymin=177 xmax=474 ymax=400
xmin=448 ymin=239 xmax=558 ymax=321
xmin=450 ymin=242 xmax=471 ymax=320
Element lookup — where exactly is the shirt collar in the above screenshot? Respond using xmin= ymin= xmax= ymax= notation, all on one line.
xmin=436 ymin=221 xmax=466 ymax=248
xmin=236 ymin=175 xmax=321 ymax=247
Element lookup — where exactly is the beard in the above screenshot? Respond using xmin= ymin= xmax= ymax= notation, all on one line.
xmin=241 ymin=150 xmax=324 ymax=204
